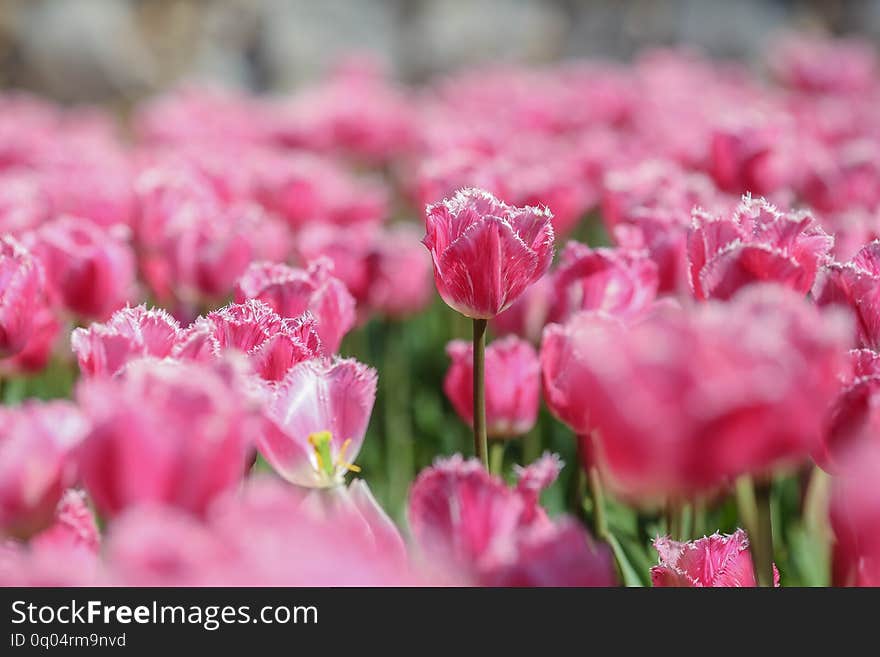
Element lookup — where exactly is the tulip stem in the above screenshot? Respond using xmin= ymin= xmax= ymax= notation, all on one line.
xmin=588 ymin=464 xmax=608 ymax=540
xmin=754 ymin=481 xmax=775 ymax=587
xmin=472 ymin=318 xmax=489 ymax=468
xmin=735 ymin=475 xmax=758 ymax=540
xmin=489 ymin=441 xmax=505 ymax=477
xmin=523 ymin=424 xmax=542 ymax=465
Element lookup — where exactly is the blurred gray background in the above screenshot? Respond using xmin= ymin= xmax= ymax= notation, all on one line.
xmin=0 ymin=0 xmax=878 ymax=102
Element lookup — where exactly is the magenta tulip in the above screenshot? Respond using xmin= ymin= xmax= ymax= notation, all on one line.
xmin=444 ymin=336 xmax=540 ymax=438
xmin=423 ymin=188 xmax=555 ymax=319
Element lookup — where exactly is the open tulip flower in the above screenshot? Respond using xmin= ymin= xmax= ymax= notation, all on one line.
xmin=651 ymin=530 xmax=779 ymax=587
xmin=234 ymin=258 xmax=355 ymax=353
xmin=173 ymin=300 xmax=322 ymax=382
xmin=72 ymin=304 xmax=182 ymax=378
xmin=259 ymin=357 xmax=378 ymax=488
xmin=688 ymin=195 xmax=833 ymax=301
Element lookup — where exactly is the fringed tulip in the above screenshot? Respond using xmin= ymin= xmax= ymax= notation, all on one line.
xmin=0 ymin=235 xmax=45 ymax=357
xmin=814 ymin=241 xmax=880 ymax=349
xmin=550 ymin=241 xmax=659 ymax=323
xmin=0 ymin=492 xmax=101 ymax=586
xmin=407 ymin=454 xmax=616 ymax=586
xmin=174 ymin=300 xmax=322 ymax=382
xmin=30 ymin=216 xmax=135 ymax=319
xmin=651 ymin=530 xmax=779 ymax=587
xmin=817 ymin=350 xmax=880 ymax=472
xmin=77 ymin=357 xmax=258 ymax=518
xmin=602 ymin=160 xmax=727 ymax=293
xmin=30 ymin=489 xmax=100 ymax=557
xmin=423 ymin=188 xmax=555 ymax=319
xmin=0 ymin=401 xmax=88 ymax=538
xmin=542 ymin=285 xmax=851 ymax=499
xmin=688 ymin=195 xmax=833 ymax=301
xmin=72 ymin=304 xmax=182 ymax=377
xmin=234 ymin=259 xmax=355 ymax=353
xmin=259 ymin=358 xmax=377 ymax=488
xmin=444 ymin=336 xmax=540 ymax=438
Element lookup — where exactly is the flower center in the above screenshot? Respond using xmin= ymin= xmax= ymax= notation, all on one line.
xmin=307 ymin=431 xmax=361 ymax=482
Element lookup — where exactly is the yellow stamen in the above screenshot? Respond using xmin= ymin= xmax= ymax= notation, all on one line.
xmin=336 ymin=438 xmax=361 ymax=473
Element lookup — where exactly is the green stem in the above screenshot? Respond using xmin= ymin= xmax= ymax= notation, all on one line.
xmin=489 ymin=441 xmax=505 ymax=477
xmin=668 ymin=502 xmax=681 ymax=540
xmin=384 ymin=322 xmax=413 ymax=521
xmin=735 ymin=475 xmax=759 ymax=540
xmin=754 ymin=481 xmax=775 ymax=587
xmin=472 ymin=318 xmax=488 ymax=468
xmin=522 ymin=424 xmax=542 ymax=464
xmin=588 ymin=464 xmax=608 ymax=539
xmin=693 ymin=500 xmax=707 ymax=539
xmin=679 ymin=504 xmax=693 ymax=541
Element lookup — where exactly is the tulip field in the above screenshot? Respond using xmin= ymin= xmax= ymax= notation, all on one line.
xmin=2 ymin=33 xmax=880 ymax=587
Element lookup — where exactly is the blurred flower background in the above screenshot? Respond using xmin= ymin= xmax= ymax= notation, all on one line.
xmin=2 ymin=0 xmax=880 ymax=586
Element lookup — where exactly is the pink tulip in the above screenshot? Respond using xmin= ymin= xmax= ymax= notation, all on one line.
xmin=234 ymin=258 xmax=355 ymax=353
xmin=0 ymin=235 xmax=45 ymax=357
xmin=651 ymin=530 xmax=779 ymax=587
xmin=71 ymin=304 xmax=182 ymax=377
xmin=688 ymin=195 xmax=833 ymax=301
xmin=134 ymin=164 xmax=292 ymax=304
xmin=830 ymin=447 xmax=880 ymax=586
xmin=444 ymin=336 xmax=540 ymax=438
xmin=103 ymin=505 xmax=233 ymax=586
xmin=408 ymin=454 xmax=616 ymax=586
xmin=77 ymin=357 xmax=257 ymax=518
xmin=259 ymin=358 xmax=377 ymax=488
xmin=249 ymin=151 xmax=389 ymax=229
xmin=204 ymin=476 xmax=414 ymax=586
xmin=542 ymin=285 xmax=851 ymax=499
xmin=0 ymin=401 xmax=88 ymax=538
xmin=364 ymin=224 xmax=434 ymax=319
xmin=550 ymin=242 xmax=659 ymax=323
xmin=817 ymin=349 xmax=880 ymax=472
xmin=30 ymin=489 xmax=100 ymax=557
xmin=814 ymin=241 xmax=880 ymax=349
xmin=491 ymin=274 xmax=553 ymax=344
xmin=423 ymin=188 xmax=555 ymax=319
xmin=602 ymin=160 xmax=728 ymax=293
xmin=296 ymin=223 xmax=376 ymax=307
xmin=290 ymin=480 xmax=407 ymax=565
xmin=30 ymin=215 xmax=135 ymax=319
xmin=0 ymin=305 xmax=60 ymax=375
xmin=174 ymin=300 xmax=322 ymax=382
